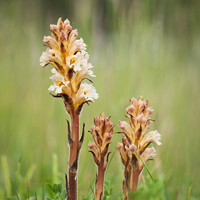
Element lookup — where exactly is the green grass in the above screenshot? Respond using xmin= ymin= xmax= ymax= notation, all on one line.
xmin=0 ymin=0 xmax=200 ymax=199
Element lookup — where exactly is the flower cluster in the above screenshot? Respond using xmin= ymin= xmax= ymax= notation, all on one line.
xmin=88 ymin=113 xmax=114 ymax=168
xmin=117 ymin=96 xmax=161 ymax=194
xmin=40 ymin=18 xmax=98 ymax=115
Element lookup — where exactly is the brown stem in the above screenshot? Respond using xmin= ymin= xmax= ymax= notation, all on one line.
xmin=68 ymin=108 xmax=79 ymax=200
xmin=130 ymin=163 xmax=139 ymax=192
xmin=122 ymin=179 xmax=127 ymax=200
xmin=96 ymin=156 xmax=105 ymax=200
xmin=125 ymin=163 xmax=139 ymax=200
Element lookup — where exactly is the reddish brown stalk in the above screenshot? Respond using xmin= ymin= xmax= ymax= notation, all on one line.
xmin=130 ymin=164 xmax=139 ymax=192
xmin=122 ymin=179 xmax=127 ymax=200
xmin=123 ymin=162 xmax=139 ymax=200
xmin=68 ymin=108 xmax=79 ymax=200
xmin=125 ymin=164 xmax=139 ymax=200
xmin=96 ymin=156 xmax=105 ymax=200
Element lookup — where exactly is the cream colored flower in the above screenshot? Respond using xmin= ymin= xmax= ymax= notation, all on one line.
xmin=75 ymin=83 xmax=98 ymax=109
xmin=67 ymin=51 xmax=89 ymax=71
xmin=48 ymin=68 xmax=69 ymax=94
xmin=40 ymin=18 xmax=98 ymax=115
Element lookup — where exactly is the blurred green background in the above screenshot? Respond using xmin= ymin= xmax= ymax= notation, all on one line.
xmin=0 ymin=0 xmax=200 ymax=199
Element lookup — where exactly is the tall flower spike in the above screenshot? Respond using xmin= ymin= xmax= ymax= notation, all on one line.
xmin=117 ymin=96 xmax=161 ymax=199
xmin=89 ymin=113 xmax=114 ymax=200
xmin=40 ymin=18 xmax=98 ymax=115
xmin=40 ymin=18 xmax=98 ymax=200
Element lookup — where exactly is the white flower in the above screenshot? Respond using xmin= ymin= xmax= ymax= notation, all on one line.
xmin=77 ymin=83 xmax=98 ymax=103
xmin=40 ymin=48 xmax=63 ymax=73
xmin=67 ymin=51 xmax=89 ymax=71
xmin=40 ymin=50 xmax=51 ymax=67
xmin=48 ymin=69 xmax=69 ymax=94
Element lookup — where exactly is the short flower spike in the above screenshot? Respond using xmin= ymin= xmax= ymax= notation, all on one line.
xmin=89 ymin=113 xmax=114 ymax=200
xmin=117 ymin=96 xmax=161 ymax=198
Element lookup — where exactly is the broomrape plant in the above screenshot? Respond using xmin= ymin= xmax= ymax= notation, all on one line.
xmin=40 ymin=18 xmax=161 ymax=200
xmin=117 ymin=97 xmax=161 ymax=199
xmin=88 ymin=113 xmax=114 ymax=200
xmin=40 ymin=18 xmax=98 ymax=200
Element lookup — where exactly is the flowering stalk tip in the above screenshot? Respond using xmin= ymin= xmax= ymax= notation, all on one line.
xmin=117 ymin=96 xmax=161 ymax=199
xmin=40 ymin=17 xmax=98 ymax=115
xmin=89 ymin=113 xmax=114 ymax=200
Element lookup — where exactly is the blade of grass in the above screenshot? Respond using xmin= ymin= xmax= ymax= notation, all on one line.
xmin=52 ymin=154 xmax=58 ymax=184
xmin=42 ymin=185 xmax=44 ymax=200
xmin=27 ymin=178 xmax=29 ymax=200
xmin=1 ymin=156 xmax=11 ymax=197
xmin=107 ymin=153 xmax=114 ymax=170
xmin=187 ymin=167 xmax=200 ymax=200
xmin=26 ymin=164 xmax=37 ymax=181
xmin=190 ymin=167 xmax=200 ymax=186
xmin=0 ymin=186 xmax=5 ymax=199
xmin=35 ymin=191 xmax=38 ymax=200
xmin=133 ymin=149 xmax=154 ymax=181
xmin=9 ymin=177 xmax=20 ymax=200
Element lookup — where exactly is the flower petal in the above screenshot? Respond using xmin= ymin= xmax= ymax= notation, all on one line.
xmin=118 ymin=120 xmax=134 ymax=142
xmin=140 ymin=130 xmax=161 ymax=149
xmin=101 ymin=133 xmax=112 ymax=152
xmin=43 ymin=36 xmax=59 ymax=50
xmin=88 ymin=141 xmax=99 ymax=160
xmin=117 ymin=142 xmax=127 ymax=166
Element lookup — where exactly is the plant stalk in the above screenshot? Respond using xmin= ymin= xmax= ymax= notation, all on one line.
xmin=68 ymin=108 xmax=79 ymax=200
xmin=130 ymin=163 xmax=139 ymax=192
xmin=126 ymin=163 xmax=139 ymax=200
xmin=96 ymin=156 xmax=105 ymax=200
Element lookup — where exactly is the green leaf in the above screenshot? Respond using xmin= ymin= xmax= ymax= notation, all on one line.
xmin=129 ymin=178 xmax=165 ymax=199
xmin=62 ymin=189 xmax=67 ymax=199
xmin=53 ymin=184 xmax=58 ymax=194
xmin=46 ymin=183 xmax=55 ymax=193
xmin=57 ymin=182 xmax=62 ymax=193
